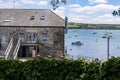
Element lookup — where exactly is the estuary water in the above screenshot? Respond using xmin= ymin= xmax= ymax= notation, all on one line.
xmin=65 ymin=29 xmax=120 ymax=60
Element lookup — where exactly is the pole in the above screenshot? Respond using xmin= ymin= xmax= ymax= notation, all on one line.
xmin=107 ymin=37 xmax=110 ymax=59
xmin=13 ymin=0 xmax=15 ymax=9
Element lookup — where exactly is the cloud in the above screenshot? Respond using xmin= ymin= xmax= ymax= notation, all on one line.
xmin=18 ymin=0 xmax=48 ymax=7
xmin=0 ymin=0 xmax=17 ymax=8
xmin=0 ymin=0 xmax=49 ymax=9
xmin=92 ymin=14 xmax=120 ymax=24
xmin=52 ymin=6 xmax=66 ymax=19
xmin=89 ymin=0 xmax=108 ymax=4
xmin=38 ymin=1 xmax=48 ymax=6
xmin=68 ymin=13 xmax=120 ymax=24
xmin=68 ymin=4 xmax=119 ymax=14
xmin=68 ymin=4 xmax=81 ymax=8
xmin=20 ymin=0 xmax=36 ymax=5
xmin=68 ymin=13 xmax=90 ymax=23
xmin=67 ymin=4 xmax=120 ymax=24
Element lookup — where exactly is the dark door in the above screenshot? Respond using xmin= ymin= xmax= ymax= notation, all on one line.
xmin=0 ymin=38 xmax=1 ymax=49
xmin=22 ymin=46 xmax=26 ymax=57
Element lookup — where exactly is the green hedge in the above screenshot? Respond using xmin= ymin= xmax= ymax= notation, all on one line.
xmin=0 ymin=57 xmax=120 ymax=80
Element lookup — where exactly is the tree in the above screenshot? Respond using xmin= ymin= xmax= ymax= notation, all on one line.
xmin=50 ymin=0 xmax=67 ymax=10
xmin=112 ymin=8 xmax=120 ymax=16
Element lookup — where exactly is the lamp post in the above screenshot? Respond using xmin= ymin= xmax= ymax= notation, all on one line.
xmin=102 ymin=35 xmax=112 ymax=60
xmin=107 ymin=36 xmax=112 ymax=59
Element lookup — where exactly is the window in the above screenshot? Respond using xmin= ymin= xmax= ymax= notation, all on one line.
xmin=42 ymin=31 xmax=48 ymax=37
xmin=0 ymin=32 xmax=3 ymax=37
xmin=42 ymin=31 xmax=49 ymax=42
xmin=27 ymin=33 xmax=31 ymax=41
xmin=33 ymin=33 xmax=37 ymax=41
xmin=33 ymin=33 xmax=36 ymax=38
xmin=19 ymin=33 xmax=24 ymax=37
xmin=30 ymin=16 xmax=35 ymax=20
xmin=27 ymin=32 xmax=37 ymax=43
xmin=40 ymin=15 xmax=45 ymax=20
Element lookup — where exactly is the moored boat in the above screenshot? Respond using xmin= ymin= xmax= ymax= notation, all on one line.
xmin=71 ymin=41 xmax=83 ymax=46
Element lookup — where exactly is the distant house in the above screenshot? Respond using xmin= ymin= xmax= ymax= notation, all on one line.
xmin=0 ymin=9 xmax=66 ymax=60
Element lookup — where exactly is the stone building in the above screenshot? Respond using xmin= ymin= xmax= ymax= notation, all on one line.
xmin=0 ymin=9 xmax=66 ymax=59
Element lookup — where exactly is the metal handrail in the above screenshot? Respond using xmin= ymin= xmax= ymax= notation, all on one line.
xmin=77 ymin=55 xmax=97 ymax=61
xmin=4 ymin=38 xmax=13 ymax=59
xmin=13 ymin=38 xmax=21 ymax=59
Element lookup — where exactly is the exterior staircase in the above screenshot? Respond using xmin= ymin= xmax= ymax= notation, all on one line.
xmin=7 ymin=37 xmax=18 ymax=60
xmin=4 ymin=37 xmax=21 ymax=60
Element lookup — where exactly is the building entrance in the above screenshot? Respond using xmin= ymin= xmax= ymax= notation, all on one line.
xmin=18 ymin=45 xmax=37 ymax=58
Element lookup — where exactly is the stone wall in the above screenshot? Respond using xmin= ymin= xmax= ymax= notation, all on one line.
xmin=0 ymin=27 xmax=65 ymax=57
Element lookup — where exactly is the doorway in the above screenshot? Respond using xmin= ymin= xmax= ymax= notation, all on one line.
xmin=18 ymin=46 xmax=37 ymax=58
xmin=18 ymin=46 xmax=26 ymax=57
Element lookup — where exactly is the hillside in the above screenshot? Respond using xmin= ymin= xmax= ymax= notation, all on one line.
xmin=68 ymin=22 xmax=120 ymax=29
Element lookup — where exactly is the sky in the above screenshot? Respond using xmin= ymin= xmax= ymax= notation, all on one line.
xmin=0 ymin=0 xmax=120 ymax=24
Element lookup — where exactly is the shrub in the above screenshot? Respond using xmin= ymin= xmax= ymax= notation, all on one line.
xmin=101 ymin=57 xmax=120 ymax=80
xmin=0 ymin=57 xmax=120 ymax=80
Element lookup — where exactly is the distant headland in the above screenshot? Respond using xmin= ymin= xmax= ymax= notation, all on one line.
xmin=68 ymin=22 xmax=120 ymax=29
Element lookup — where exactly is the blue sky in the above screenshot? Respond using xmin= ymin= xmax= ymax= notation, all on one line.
xmin=0 ymin=0 xmax=120 ymax=24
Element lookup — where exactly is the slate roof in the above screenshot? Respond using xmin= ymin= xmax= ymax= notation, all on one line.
xmin=0 ymin=9 xmax=65 ymax=27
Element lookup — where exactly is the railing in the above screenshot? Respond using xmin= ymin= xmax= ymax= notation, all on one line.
xmin=4 ymin=38 xmax=13 ymax=59
xmin=76 ymin=55 xmax=97 ymax=61
xmin=64 ymin=54 xmax=73 ymax=60
xmin=13 ymin=38 xmax=21 ymax=59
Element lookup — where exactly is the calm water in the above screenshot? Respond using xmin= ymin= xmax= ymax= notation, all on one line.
xmin=65 ymin=29 xmax=120 ymax=60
